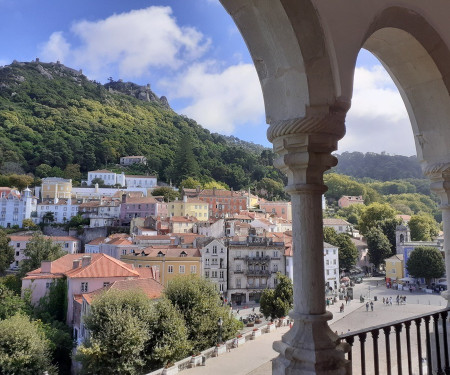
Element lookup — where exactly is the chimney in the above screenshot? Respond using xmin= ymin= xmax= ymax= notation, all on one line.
xmin=73 ymin=259 xmax=80 ymax=269
xmin=41 ymin=261 xmax=52 ymax=273
xmin=183 ymin=195 xmax=187 ymax=203
xmin=81 ymin=255 xmax=92 ymax=267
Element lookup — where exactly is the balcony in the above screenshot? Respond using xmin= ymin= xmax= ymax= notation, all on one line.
xmin=245 ymin=269 xmax=271 ymax=277
xmin=234 ymin=270 xmax=244 ymax=274
xmin=340 ymin=307 xmax=450 ymax=374
xmin=245 ymin=255 xmax=271 ymax=262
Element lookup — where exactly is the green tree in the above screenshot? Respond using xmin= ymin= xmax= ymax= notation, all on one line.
xmin=0 ymin=314 xmax=56 ymax=375
xmin=323 ymin=227 xmax=358 ymax=271
xmin=409 ymin=214 xmax=439 ymax=241
xmin=0 ymin=231 xmax=14 ymax=276
xmin=179 ymin=177 xmax=202 ymax=190
xmin=406 ymin=246 xmax=445 ymax=285
xmin=0 ymin=286 xmax=31 ymax=320
xmin=42 ymin=211 xmax=55 ymax=223
xmin=8 ymin=174 xmax=33 ymax=191
xmin=168 ymin=133 xmax=200 ymax=185
xmin=63 ymin=163 xmax=82 ymax=181
xmin=358 ymin=202 xmax=397 ymax=236
xmin=34 ymin=278 xmax=68 ymax=323
xmin=324 ymin=173 xmax=365 ymax=203
xmin=21 ymin=218 xmax=38 ymax=230
xmin=151 ymin=187 xmax=179 ymax=202
xmin=260 ymin=273 xmax=293 ymax=319
xmin=164 ymin=275 xmax=241 ymax=351
xmin=255 ymin=177 xmax=285 ymax=200
xmin=378 ymin=217 xmax=402 ymax=255
xmin=90 ymin=177 xmax=105 ymax=187
xmin=77 ymin=290 xmax=151 ymax=375
xmin=35 ymin=163 xmax=52 ymax=178
xmin=19 ymin=233 xmax=66 ymax=277
xmin=366 ymin=227 xmax=392 ymax=269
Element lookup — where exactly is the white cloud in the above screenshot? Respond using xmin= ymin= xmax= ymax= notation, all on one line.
xmin=39 ymin=31 xmax=70 ymax=63
xmin=161 ymin=61 xmax=264 ymax=134
xmin=341 ymin=65 xmax=416 ymax=156
xmin=40 ymin=6 xmax=210 ymax=78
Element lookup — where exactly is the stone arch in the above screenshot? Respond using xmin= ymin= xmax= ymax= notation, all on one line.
xmin=361 ymin=6 xmax=450 ymax=170
xmin=220 ymin=0 xmax=346 ymax=129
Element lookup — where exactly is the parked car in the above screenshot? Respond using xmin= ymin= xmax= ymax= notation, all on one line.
xmin=355 ymin=277 xmax=363 ymax=284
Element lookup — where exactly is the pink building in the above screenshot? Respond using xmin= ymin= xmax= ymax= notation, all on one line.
xmin=22 ymin=253 xmax=158 ymax=328
xmin=120 ymin=194 xmax=167 ymax=224
xmin=259 ymin=201 xmax=292 ymax=220
xmin=337 ymin=195 xmax=364 ymax=208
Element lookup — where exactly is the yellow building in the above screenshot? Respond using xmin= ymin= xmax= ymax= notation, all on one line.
xmin=168 ymin=197 xmax=209 ymax=221
xmin=41 ymin=177 xmax=72 ymax=199
xmin=121 ymin=247 xmax=202 ymax=287
xmin=385 ymin=254 xmax=404 ymax=281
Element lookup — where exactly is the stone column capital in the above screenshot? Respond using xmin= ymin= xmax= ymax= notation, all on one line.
xmin=424 ymin=161 xmax=450 ymax=206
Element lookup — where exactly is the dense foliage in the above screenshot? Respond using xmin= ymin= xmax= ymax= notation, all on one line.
xmin=0 ymin=230 xmax=14 ymax=275
xmin=164 ymin=275 xmax=242 ymax=351
xmin=0 ymin=61 xmax=285 ymax=192
xmin=406 ymin=246 xmax=445 ymax=285
xmin=323 ymin=227 xmax=358 ymax=271
xmin=366 ymin=227 xmax=392 ymax=269
xmin=333 ymin=152 xmax=423 ymax=181
xmin=260 ymin=273 xmax=293 ymax=319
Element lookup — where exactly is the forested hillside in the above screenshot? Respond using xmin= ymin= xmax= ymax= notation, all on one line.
xmin=334 ymin=152 xmax=423 ymax=180
xmin=0 ymin=61 xmax=284 ymax=192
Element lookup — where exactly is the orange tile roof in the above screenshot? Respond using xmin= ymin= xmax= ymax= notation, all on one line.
xmin=170 ymin=216 xmax=198 ymax=222
xmin=82 ymin=278 xmax=163 ymax=305
xmin=24 ymin=253 xmax=140 ymax=280
xmin=125 ymin=196 xmax=157 ymax=204
xmin=86 ymin=237 xmax=107 ymax=245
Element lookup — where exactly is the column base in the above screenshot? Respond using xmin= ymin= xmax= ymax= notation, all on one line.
xmin=272 ymin=312 xmax=350 ymax=375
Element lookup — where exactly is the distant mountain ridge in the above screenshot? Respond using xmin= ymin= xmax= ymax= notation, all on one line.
xmin=333 ymin=152 xmax=424 ymax=181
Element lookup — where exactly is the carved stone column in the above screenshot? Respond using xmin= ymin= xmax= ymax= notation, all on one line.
xmin=426 ymin=163 xmax=450 ymax=305
xmin=269 ymin=104 xmax=350 ymax=375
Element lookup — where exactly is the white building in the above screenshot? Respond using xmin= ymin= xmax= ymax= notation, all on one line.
xmin=323 ymin=218 xmax=352 ymax=234
xmin=200 ymin=239 xmax=228 ymax=296
xmin=9 ymin=234 xmax=80 ymax=270
xmin=87 ymin=170 xmax=157 ymax=189
xmin=0 ymin=187 xmax=37 ymax=228
xmin=285 ymin=242 xmax=339 ymax=294
xmin=120 ymin=156 xmax=147 ymax=166
xmin=35 ymin=198 xmax=79 ymax=224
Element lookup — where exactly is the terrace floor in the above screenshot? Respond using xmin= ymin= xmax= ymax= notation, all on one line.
xmin=183 ymin=278 xmax=446 ymax=375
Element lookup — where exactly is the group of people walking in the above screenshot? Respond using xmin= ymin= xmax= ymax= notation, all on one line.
xmin=382 ymin=295 xmax=407 ymax=305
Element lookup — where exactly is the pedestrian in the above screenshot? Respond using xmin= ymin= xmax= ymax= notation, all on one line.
xmin=389 ymin=296 xmax=393 ymax=306
xmin=403 ymin=296 xmax=407 ymax=304
xmin=376 ymin=281 xmax=379 ymax=287
xmin=340 ymin=303 xmax=344 ymax=313
xmin=396 ymin=295 xmax=400 ymax=305
xmin=370 ymin=301 xmax=374 ymax=311
xmin=382 ymin=297 xmax=385 ymax=305
xmin=237 ymin=309 xmax=239 ymax=315
xmin=252 ymin=307 xmax=255 ymax=312
xmin=366 ymin=302 xmax=369 ymax=312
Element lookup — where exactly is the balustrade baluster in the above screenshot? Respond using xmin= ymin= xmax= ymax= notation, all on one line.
xmin=371 ymin=329 xmax=380 ymax=375
xmin=440 ymin=311 xmax=450 ymax=374
xmin=434 ymin=313 xmax=445 ymax=375
xmin=415 ymin=318 xmax=423 ymax=375
xmin=424 ymin=315 xmax=433 ymax=373
xmin=394 ymin=324 xmax=403 ymax=375
xmin=359 ymin=332 xmax=367 ymax=375
xmin=384 ymin=326 xmax=392 ymax=375
xmin=345 ymin=336 xmax=354 ymax=364
xmin=404 ymin=321 xmax=413 ymax=375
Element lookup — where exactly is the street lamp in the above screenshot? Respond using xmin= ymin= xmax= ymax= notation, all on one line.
xmin=217 ymin=317 xmax=223 ymax=345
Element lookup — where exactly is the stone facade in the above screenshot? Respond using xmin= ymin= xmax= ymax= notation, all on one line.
xmin=200 ymin=239 xmax=228 ymax=295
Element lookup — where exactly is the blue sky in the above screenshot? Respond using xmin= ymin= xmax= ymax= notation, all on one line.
xmin=0 ymin=0 xmax=416 ymax=156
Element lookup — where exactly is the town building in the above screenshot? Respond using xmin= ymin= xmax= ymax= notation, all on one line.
xmin=36 ymin=198 xmax=79 ymax=224
xmin=183 ymin=187 xmax=249 ymax=218
xmin=22 ymin=253 xmax=157 ymax=330
xmin=385 ymin=254 xmax=404 ymax=281
xmin=0 ymin=187 xmax=37 ymax=228
xmin=200 ymin=239 xmax=228 ymax=295
xmin=337 ymin=195 xmax=364 ymax=208
xmin=119 ymin=155 xmax=147 ymax=166
xmin=119 ymin=194 xmax=167 ymax=225
xmin=87 ymin=170 xmax=125 ymax=187
xmin=323 ymin=218 xmax=352 ymax=234
xmin=227 ymin=236 xmax=285 ymax=305
xmin=120 ymin=247 xmax=201 ymax=287
xmin=197 ymin=218 xmax=225 ymax=238
xmin=168 ymin=196 xmax=209 ymax=221
xmin=39 ymin=177 xmax=72 ymax=199
xmin=350 ymin=236 xmax=372 ymax=274
xmin=124 ymin=175 xmax=157 ymax=189
xmin=259 ymin=201 xmax=292 ymax=220
xmin=170 ymin=216 xmax=198 ymax=233
xmin=10 ymin=234 xmax=80 ymax=270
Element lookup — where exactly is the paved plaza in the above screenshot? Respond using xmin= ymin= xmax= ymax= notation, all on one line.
xmin=183 ymin=278 xmax=447 ymax=375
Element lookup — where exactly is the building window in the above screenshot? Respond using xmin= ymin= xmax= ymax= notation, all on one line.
xmin=16 ymin=243 xmax=20 ymax=248
xmin=205 ymin=271 xmax=209 ymax=278
xmin=219 ymin=271 xmax=224 ymax=279
xmin=212 ymin=271 xmax=217 ymax=278
xmin=81 ymin=282 xmax=89 ymax=293
xmin=122 ymin=249 xmax=127 ymax=255
xmin=168 ymin=265 xmax=174 ymax=273
xmin=179 ymin=265 xmax=185 ymax=273
xmin=212 ymin=245 xmax=217 ymax=254
xmin=103 ymin=282 xmax=110 ymax=288
xmin=46 ymin=282 xmax=52 ymax=289
xmin=205 ymin=259 xmax=210 ymax=266
xmin=236 ymin=264 xmax=241 ymax=271
xmin=190 ymin=265 xmax=197 ymax=274
xmin=392 ymin=268 xmax=396 ymax=274
xmin=236 ymin=278 xmax=241 ymax=288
